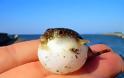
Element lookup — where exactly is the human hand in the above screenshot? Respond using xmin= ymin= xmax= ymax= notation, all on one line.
xmin=0 ymin=40 xmax=124 ymax=78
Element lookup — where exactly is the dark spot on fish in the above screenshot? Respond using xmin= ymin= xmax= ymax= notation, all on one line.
xmin=64 ymin=66 xmax=71 ymax=69
xmin=49 ymin=37 xmax=53 ymax=40
xmin=71 ymin=48 xmax=79 ymax=53
xmin=63 ymin=56 xmax=66 ymax=58
xmin=56 ymin=70 xmax=59 ymax=72
xmin=64 ymin=66 xmax=68 ymax=68
xmin=75 ymin=55 xmax=78 ymax=59
xmin=76 ymin=52 xmax=80 ymax=54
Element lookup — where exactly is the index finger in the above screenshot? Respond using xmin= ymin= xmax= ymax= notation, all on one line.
xmin=0 ymin=40 xmax=40 ymax=73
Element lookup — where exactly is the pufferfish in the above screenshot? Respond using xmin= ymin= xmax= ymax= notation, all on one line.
xmin=38 ymin=28 xmax=110 ymax=74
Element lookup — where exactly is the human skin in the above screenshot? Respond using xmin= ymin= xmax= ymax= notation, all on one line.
xmin=0 ymin=40 xmax=123 ymax=78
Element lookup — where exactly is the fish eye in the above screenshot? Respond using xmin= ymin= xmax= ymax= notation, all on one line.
xmin=59 ymin=30 xmax=64 ymax=35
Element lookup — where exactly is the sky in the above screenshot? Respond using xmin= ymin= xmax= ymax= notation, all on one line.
xmin=0 ymin=0 xmax=124 ymax=34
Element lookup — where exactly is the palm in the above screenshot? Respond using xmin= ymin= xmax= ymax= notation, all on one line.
xmin=0 ymin=40 xmax=123 ymax=78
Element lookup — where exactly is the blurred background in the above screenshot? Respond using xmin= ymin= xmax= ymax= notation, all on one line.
xmin=0 ymin=0 xmax=124 ymax=34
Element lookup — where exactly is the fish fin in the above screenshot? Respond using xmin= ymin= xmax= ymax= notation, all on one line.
xmin=40 ymin=37 xmax=48 ymax=48
xmin=79 ymin=39 xmax=90 ymax=45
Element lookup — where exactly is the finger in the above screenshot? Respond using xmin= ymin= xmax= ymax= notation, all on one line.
xmin=85 ymin=45 xmax=123 ymax=77
xmin=0 ymin=61 xmax=97 ymax=78
xmin=89 ymin=44 xmax=112 ymax=53
xmin=0 ymin=40 xmax=40 ymax=73
xmin=0 ymin=61 xmax=51 ymax=78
